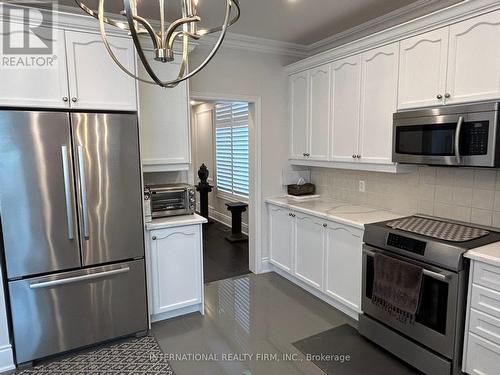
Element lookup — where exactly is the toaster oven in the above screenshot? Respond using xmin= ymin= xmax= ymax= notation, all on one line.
xmin=146 ymin=184 xmax=196 ymax=218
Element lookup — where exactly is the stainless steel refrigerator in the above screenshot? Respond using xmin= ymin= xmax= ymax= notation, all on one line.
xmin=0 ymin=110 xmax=147 ymax=364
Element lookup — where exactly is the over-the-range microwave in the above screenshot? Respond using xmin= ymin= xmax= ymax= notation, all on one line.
xmin=392 ymin=102 xmax=500 ymax=167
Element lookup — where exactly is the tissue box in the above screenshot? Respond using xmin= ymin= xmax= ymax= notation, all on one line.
xmin=287 ymin=183 xmax=315 ymax=196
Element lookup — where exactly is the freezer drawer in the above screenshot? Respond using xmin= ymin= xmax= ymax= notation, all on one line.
xmin=9 ymin=260 xmax=147 ymax=364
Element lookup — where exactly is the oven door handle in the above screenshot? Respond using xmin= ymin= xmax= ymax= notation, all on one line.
xmin=363 ymin=249 xmax=451 ymax=282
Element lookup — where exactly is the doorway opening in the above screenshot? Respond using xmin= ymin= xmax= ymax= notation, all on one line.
xmin=191 ymin=95 xmax=259 ymax=284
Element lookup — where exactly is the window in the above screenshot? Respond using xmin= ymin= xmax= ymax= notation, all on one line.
xmin=214 ymin=102 xmax=249 ymax=199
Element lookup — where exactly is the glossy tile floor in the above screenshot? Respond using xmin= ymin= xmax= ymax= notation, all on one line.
xmin=202 ymin=222 xmax=250 ymax=283
xmin=152 ymin=273 xmax=355 ymax=375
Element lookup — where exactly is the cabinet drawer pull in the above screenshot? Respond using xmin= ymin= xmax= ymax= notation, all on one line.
xmin=152 ymin=236 xmax=157 ymax=240
xmin=72 ymin=97 xmax=78 ymax=102
xmin=62 ymin=96 xmax=69 ymax=102
xmin=445 ymin=93 xmax=451 ymax=99
xmin=437 ymin=94 xmax=443 ymax=100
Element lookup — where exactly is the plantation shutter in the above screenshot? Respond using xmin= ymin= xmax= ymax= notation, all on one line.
xmin=214 ymin=102 xmax=249 ymax=198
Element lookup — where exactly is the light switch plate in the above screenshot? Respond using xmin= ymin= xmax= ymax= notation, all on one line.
xmin=359 ymin=180 xmax=366 ymax=193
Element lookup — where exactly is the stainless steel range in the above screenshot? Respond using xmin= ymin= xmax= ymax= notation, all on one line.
xmin=360 ymin=215 xmax=500 ymax=375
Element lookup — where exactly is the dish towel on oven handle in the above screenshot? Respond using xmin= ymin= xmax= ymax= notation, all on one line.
xmin=371 ymin=253 xmax=424 ymax=324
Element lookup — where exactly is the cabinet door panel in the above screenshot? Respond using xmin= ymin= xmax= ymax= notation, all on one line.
xmin=398 ymin=28 xmax=449 ymax=109
xmin=465 ymin=333 xmax=500 ymax=375
xmin=269 ymin=206 xmax=294 ymax=272
xmin=309 ymin=65 xmax=331 ymax=161
xmin=359 ymin=43 xmax=399 ymax=164
xmin=150 ymin=226 xmax=202 ymax=314
xmin=325 ymin=224 xmax=363 ymax=311
xmin=447 ymin=10 xmax=500 ymax=105
xmin=331 ymin=56 xmax=362 ymax=162
xmin=290 ymin=72 xmax=309 ymax=159
xmin=65 ymin=31 xmax=137 ymax=111
xmin=138 ymin=58 xmax=190 ymax=168
xmin=295 ymin=214 xmax=324 ymax=289
xmin=0 ymin=28 xmax=69 ymax=108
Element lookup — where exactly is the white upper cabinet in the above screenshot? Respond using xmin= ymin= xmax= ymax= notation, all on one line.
xmin=398 ymin=28 xmax=449 ymax=109
xmin=138 ymin=57 xmax=190 ymax=171
xmin=65 ymin=31 xmax=137 ymax=111
xmin=358 ymin=43 xmax=399 ymax=164
xmin=269 ymin=206 xmax=294 ymax=273
xmin=294 ymin=213 xmax=325 ymax=289
xmin=446 ymin=10 xmax=500 ymax=105
xmin=0 ymin=29 xmax=69 ymax=108
xmin=290 ymin=72 xmax=309 ymax=159
xmin=309 ymin=65 xmax=331 ymax=161
xmin=331 ymin=56 xmax=362 ymax=162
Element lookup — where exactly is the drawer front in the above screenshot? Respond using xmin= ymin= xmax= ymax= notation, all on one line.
xmin=473 ymin=262 xmax=500 ymax=292
xmin=471 ymin=284 xmax=500 ymax=319
xmin=470 ymin=308 xmax=500 ymax=346
xmin=9 ymin=260 xmax=148 ymax=363
xmin=465 ymin=333 xmax=500 ymax=375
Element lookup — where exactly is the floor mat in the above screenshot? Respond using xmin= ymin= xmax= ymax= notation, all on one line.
xmin=17 ymin=335 xmax=174 ymax=375
xmin=293 ymin=324 xmax=420 ymax=375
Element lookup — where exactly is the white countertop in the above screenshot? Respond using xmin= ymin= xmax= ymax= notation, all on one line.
xmin=266 ymin=197 xmax=404 ymax=229
xmin=145 ymin=214 xmax=208 ymax=231
xmin=466 ymin=242 xmax=500 ymax=268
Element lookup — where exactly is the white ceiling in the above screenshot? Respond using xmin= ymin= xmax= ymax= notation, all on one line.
xmin=59 ymin=0 xmax=461 ymax=45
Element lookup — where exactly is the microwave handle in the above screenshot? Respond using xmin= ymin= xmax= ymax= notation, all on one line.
xmin=455 ymin=116 xmax=464 ymax=163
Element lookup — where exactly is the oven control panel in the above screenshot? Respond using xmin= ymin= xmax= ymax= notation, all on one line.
xmin=387 ymin=233 xmax=426 ymax=255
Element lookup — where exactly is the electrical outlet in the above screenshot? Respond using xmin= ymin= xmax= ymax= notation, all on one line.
xmin=359 ymin=180 xmax=366 ymax=193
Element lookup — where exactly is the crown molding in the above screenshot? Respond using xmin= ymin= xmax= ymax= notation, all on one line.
xmin=285 ymin=0 xmax=500 ymax=74
xmin=196 ymin=32 xmax=308 ymax=58
xmin=305 ymin=0 xmax=463 ymax=55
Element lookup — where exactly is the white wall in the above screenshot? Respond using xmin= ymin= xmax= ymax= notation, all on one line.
xmin=189 ymin=47 xmax=293 ymax=265
xmin=191 ymin=102 xmax=249 ymax=231
xmin=0 ymin=267 xmax=14 ymax=372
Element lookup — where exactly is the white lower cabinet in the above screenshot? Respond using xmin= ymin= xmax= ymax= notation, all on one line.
xmin=463 ymin=260 xmax=500 ymax=374
xmin=325 ymin=224 xmax=363 ymax=312
xmin=148 ymin=224 xmax=204 ymax=322
xmin=267 ymin=203 xmax=362 ymax=318
xmin=294 ymin=213 xmax=325 ymax=289
xmin=269 ymin=205 xmax=294 ymax=272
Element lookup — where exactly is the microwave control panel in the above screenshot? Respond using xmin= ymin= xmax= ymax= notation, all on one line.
xmin=462 ymin=121 xmax=489 ymax=155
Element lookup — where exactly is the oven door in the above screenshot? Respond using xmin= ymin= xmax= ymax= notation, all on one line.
xmin=151 ymin=189 xmax=188 ymax=218
xmin=392 ymin=111 xmax=497 ymax=167
xmin=362 ymin=245 xmax=459 ymax=359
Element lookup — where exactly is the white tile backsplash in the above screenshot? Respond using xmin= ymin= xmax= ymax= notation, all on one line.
xmin=310 ymin=166 xmax=500 ymax=228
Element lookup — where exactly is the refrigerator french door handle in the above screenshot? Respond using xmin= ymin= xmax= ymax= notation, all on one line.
xmin=61 ymin=145 xmax=74 ymax=240
xmin=29 ymin=267 xmax=131 ymax=289
xmin=78 ymin=145 xmax=90 ymax=240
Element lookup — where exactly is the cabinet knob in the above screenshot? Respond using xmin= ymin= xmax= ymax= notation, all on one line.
xmin=71 ymin=97 xmax=78 ymax=102
xmin=357 ymin=154 xmax=361 ymax=159
xmin=437 ymin=94 xmax=443 ymax=100
xmin=445 ymin=93 xmax=451 ymax=99
xmin=152 ymin=236 xmax=157 ymax=240
xmin=352 ymin=154 xmax=357 ymax=159
xmin=62 ymin=97 xmax=69 ymax=102
xmin=323 ymin=223 xmax=327 ymax=228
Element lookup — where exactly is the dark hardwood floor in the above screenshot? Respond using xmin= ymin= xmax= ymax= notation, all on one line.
xmin=202 ymin=221 xmax=250 ymax=283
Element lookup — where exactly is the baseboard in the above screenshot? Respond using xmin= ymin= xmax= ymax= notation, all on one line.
xmin=0 ymin=344 xmax=15 ymax=374
xmin=150 ymin=303 xmax=204 ymax=323
xmin=269 ymin=264 xmax=360 ymax=321
xmin=259 ymin=258 xmax=273 ymax=274
xmin=209 ymin=210 xmax=249 ymax=235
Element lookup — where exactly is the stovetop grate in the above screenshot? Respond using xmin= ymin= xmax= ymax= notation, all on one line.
xmin=386 ymin=216 xmax=490 ymax=242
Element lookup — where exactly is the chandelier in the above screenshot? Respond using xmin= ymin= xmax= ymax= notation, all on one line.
xmin=74 ymin=0 xmax=240 ymax=87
